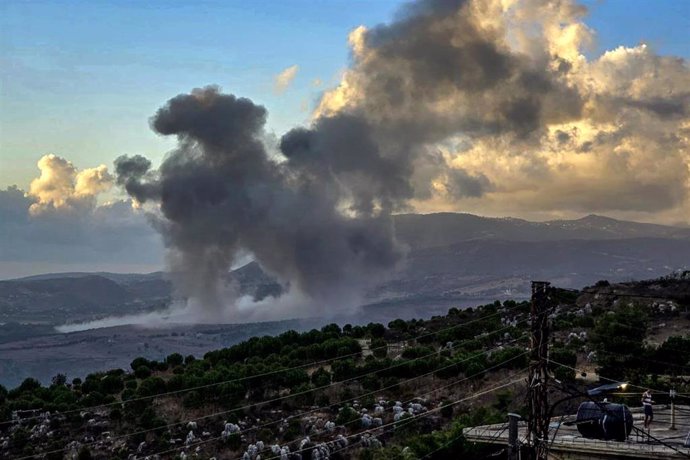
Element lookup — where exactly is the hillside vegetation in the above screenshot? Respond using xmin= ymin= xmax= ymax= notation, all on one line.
xmin=2 ymin=273 xmax=690 ymax=459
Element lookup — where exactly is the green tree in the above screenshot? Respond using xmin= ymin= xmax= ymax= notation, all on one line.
xmin=388 ymin=319 xmax=408 ymax=332
xmin=367 ymin=323 xmax=386 ymax=338
xmin=335 ymin=405 xmax=360 ymax=426
xmin=130 ymin=357 xmax=150 ymax=371
xmin=591 ymin=304 xmax=649 ymax=380
xmin=549 ymin=347 xmax=577 ymax=381
xmin=650 ymin=336 xmax=690 ymax=372
xmin=311 ymin=368 xmax=332 ymax=387
xmin=51 ymin=374 xmax=67 ymax=387
xmin=166 ymin=353 xmax=184 ymax=367
xmin=77 ymin=446 xmax=93 ymax=460
xmin=137 ymin=377 xmax=166 ymax=397
xmin=135 ymin=365 xmax=152 ymax=379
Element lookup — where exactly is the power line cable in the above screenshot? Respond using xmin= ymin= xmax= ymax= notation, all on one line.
xmin=16 ymin=321 xmax=529 ymax=459
xmin=1 ymin=304 xmax=524 ymax=427
xmin=282 ymin=375 xmax=526 ymax=460
xmin=140 ymin=346 xmax=531 ymax=458
xmin=232 ymin=354 xmax=529 ymax=460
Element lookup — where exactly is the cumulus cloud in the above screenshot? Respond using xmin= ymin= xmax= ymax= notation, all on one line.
xmin=28 ymin=154 xmax=114 ymax=214
xmin=274 ymin=64 xmax=299 ymax=94
xmin=316 ymin=0 xmax=690 ymax=223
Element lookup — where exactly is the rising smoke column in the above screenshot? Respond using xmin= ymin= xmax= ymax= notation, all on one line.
xmin=116 ymin=0 xmax=688 ymax=318
xmin=114 ymin=0 xmax=585 ymax=317
xmin=115 ymin=88 xmax=402 ymax=316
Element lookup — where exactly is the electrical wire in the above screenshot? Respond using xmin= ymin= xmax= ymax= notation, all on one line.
xmin=548 ymin=360 xmax=690 ymax=457
xmin=14 ymin=321 xmax=529 ymax=459
xmin=138 ymin=347 xmax=531 ymax=458
xmin=280 ymin=375 xmax=526 ymax=460
xmin=1 ymin=303 xmax=524 ymax=427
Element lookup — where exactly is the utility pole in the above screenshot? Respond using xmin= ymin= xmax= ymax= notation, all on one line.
xmin=508 ymin=412 xmax=522 ymax=460
xmin=527 ymin=281 xmax=552 ymax=460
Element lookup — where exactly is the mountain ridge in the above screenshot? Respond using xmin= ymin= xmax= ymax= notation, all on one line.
xmin=6 ymin=212 xmax=690 ymax=283
xmin=2 ymin=212 xmax=690 ymax=325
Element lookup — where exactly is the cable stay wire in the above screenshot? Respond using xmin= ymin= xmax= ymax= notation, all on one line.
xmin=1 ymin=303 xmax=525 ymax=427
xmin=549 ymin=359 xmax=681 ymax=397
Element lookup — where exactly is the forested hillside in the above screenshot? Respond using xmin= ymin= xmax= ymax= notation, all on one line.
xmin=2 ymin=274 xmax=690 ymax=459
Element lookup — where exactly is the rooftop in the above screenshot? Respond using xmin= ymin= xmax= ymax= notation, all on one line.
xmin=463 ymin=405 xmax=690 ymax=459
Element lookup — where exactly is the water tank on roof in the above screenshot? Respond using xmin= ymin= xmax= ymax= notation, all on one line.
xmin=575 ymin=401 xmax=633 ymax=441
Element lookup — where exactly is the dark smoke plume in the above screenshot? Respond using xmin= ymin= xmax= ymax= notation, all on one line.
xmin=115 ymin=0 xmax=585 ymax=318
xmin=115 ymin=87 xmax=402 ymax=316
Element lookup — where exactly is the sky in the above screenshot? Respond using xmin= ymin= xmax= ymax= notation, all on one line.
xmin=1 ymin=0 xmax=688 ymax=190
xmin=1 ymin=0 xmax=689 ymax=279
xmin=1 ymin=0 xmax=404 ymax=189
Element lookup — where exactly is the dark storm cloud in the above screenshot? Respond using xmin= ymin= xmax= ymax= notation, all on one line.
xmin=115 ymin=0 xmax=589 ymax=313
xmin=114 ymin=155 xmax=156 ymax=200
xmin=280 ymin=114 xmax=412 ymax=214
xmin=152 ymin=89 xmax=268 ymax=152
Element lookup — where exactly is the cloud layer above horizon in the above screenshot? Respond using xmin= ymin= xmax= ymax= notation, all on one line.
xmin=0 ymin=155 xmax=163 ymax=279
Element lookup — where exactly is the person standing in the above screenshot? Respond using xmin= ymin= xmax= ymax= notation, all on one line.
xmin=642 ymin=389 xmax=654 ymax=429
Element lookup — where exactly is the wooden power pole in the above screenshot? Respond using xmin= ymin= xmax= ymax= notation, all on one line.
xmin=527 ymin=281 xmax=552 ymax=460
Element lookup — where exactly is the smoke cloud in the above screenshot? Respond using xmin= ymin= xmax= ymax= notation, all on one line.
xmin=115 ymin=87 xmax=402 ymax=318
xmin=115 ymin=0 xmax=690 ymax=319
xmin=318 ymin=0 xmax=690 ymax=222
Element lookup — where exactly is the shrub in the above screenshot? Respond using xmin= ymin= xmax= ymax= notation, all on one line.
xmin=311 ymin=368 xmax=332 ymax=387
xmin=440 ymin=401 xmax=454 ymax=418
xmin=335 ymin=405 xmax=360 ymax=426
xmin=371 ymin=338 xmax=388 ymax=359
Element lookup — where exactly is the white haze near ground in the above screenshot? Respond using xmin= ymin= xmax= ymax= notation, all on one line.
xmin=54 ymin=289 xmax=332 ymax=333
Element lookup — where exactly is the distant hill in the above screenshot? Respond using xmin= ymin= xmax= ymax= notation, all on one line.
xmin=371 ymin=237 xmax=690 ymax=303
xmin=13 ymin=271 xmax=165 ymax=283
xmin=392 ymin=213 xmax=690 ymax=249
xmin=0 ymin=274 xmax=171 ymax=324
xmin=0 ymin=262 xmax=281 ymax=324
xmin=2 ymin=213 xmax=690 ymax=324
